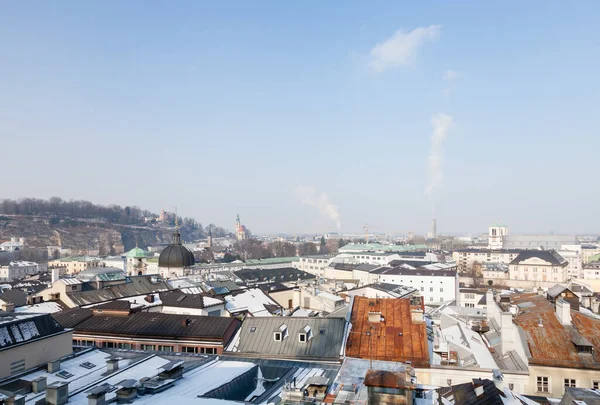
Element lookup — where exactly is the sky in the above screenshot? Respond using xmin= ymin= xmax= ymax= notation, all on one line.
xmin=1 ymin=2 xmax=600 ymax=236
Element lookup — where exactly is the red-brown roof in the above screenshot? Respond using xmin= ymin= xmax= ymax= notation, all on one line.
xmin=345 ymin=297 xmax=429 ymax=367
xmin=512 ymin=293 xmax=600 ymax=370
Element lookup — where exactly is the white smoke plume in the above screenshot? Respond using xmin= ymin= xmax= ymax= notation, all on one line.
xmin=296 ymin=186 xmax=341 ymax=231
xmin=425 ymin=114 xmax=453 ymax=209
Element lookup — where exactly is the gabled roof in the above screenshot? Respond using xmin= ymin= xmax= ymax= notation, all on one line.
xmin=234 ymin=267 xmax=315 ymax=283
xmin=66 ymin=275 xmax=172 ymax=306
xmin=224 ymin=288 xmax=281 ymax=317
xmin=226 ymin=317 xmax=346 ymax=362
xmin=509 ymin=250 xmax=568 ymax=266
xmin=0 ymin=289 xmax=28 ymax=307
xmin=346 ymin=297 xmax=429 ymax=366
xmin=93 ymin=300 xmax=132 ymax=312
xmin=52 ymin=309 xmax=240 ymax=340
xmin=159 ymin=289 xmax=224 ymax=309
xmin=546 ymin=284 xmax=568 ymax=298
xmin=511 ymin=293 xmax=600 ymax=369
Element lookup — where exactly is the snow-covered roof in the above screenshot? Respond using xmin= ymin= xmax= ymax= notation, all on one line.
xmin=14 ymin=301 xmax=64 ymax=314
xmin=224 ymin=288 xmax=279 ymax=316
xmin=9 ymin=261 xmax=38 ymax=267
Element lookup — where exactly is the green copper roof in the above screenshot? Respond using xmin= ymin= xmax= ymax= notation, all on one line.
xmin=125 ymin=246 xmax=147 ymax=258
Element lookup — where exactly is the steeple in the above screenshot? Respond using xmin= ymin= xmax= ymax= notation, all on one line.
xmin=173 ymin=211 xmax=181 ymax=245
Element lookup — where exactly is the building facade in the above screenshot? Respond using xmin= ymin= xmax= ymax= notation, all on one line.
xmin=376 ymin=267 xmax=458 ymax=305
xmin=0 ymin=261 xmax=47 ymax=282
xmin=508 ymin=250 xmax=569 ymax=283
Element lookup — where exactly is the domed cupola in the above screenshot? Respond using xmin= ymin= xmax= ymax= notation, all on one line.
xmin=158 ymin=229 xmax=195 ymax=268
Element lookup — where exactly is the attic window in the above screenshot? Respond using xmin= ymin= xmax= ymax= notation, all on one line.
xmin=576 ymin=344 xmax=593 ymax=354
xmin=319 ymin=329 xmax=325 ymax=335
xmin=250 ymin=327 xmax=256 ymax=333
xmin=299 ymin=333 xmax=307 ymax=342
xmin=274 ymin=332 xmax=282 ymax=341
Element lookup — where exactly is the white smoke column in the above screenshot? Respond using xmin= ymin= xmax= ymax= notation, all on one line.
xmin=425 ymin=113 xmax=453 ymax=211
xmin=296 ymin=186 xmax=341 ymax=231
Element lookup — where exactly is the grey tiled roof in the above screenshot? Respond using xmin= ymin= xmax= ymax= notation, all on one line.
xmin=228 ymin=317 xmax=346 ymax=362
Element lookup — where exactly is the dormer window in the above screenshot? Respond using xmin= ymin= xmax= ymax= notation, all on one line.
xmin=276 ymin=324 xmax=288 ymax=341
xmin=303 ymin=325 xmax=314 ymax=341
xmin=299 ymin=333 xmax=307 ymax=342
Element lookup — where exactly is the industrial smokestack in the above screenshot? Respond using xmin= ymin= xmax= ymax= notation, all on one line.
xmin=432 ymin=218 xmax=437 ymax=239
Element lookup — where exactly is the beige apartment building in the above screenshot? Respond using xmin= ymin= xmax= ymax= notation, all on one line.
xmin=48 ymin=256 xmax=102 ymax=275
xmin=0 ymin=313 xmax=73 ymax=379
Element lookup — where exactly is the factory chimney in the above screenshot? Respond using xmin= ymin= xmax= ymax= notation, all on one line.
xmin=432 ymin=218 xmax=437 ymax=239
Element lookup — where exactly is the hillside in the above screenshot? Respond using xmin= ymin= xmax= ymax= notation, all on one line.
xmin=0 ymin=198 xmax=229 ymax=254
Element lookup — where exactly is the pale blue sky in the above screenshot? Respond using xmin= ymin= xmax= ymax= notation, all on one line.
xmin=1 ymin=2 xmax=599 ymax=235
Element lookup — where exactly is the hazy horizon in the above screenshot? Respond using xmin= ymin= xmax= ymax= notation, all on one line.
xmin=2 ymin=2 xmax=599 ymax=235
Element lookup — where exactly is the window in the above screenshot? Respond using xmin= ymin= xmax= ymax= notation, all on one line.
xmin=537 ymin=376 xmax=549 ymax=392
xmin=430 ymin=287 xmax=433 ymax=292
xmin=564 ymin=379 xmax=576 ymax=389
xmin=207 ymin=310 xmax=221 ymax=317
xmin=440 ymin=288 xmax=443 ymax=292
xmin=140 ymin=344 xmax=156 ymax=351
xmin=465 ymin=303 xmax=475 ymax=308
xmin=102 ymin=341 xmax=115 ymax=348
xmin=429 ymin=297 xmax=434 ymax=302
xmin=158 ymin=345 xmax=173 ymax=352
xmin=319 ymin=329 xmax=326 ymax=335
xmin=592 ymin=380 xmax=599 ymax=390
xmin=274 ymin=332 xmax=282 ymax=341
xmin=182 ymin=346 xmax=197 ymax=354
xmin=250 ymin=327 xmax=257 ymax=333
xmin=464 ymin=293 xmax=475 ymax=299
xmin=420 ymin=287 xmax=424 ymax=292
xmin=299 ymin=333 xmax=307 ymax=342
xmin=200 ymin=347 xmax=216 ymax=354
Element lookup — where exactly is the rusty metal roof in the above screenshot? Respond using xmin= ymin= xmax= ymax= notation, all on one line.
xmin=511 ymin=293 xmax=600 ymax=370
xmin=363 ymin=369 xmax=414 ymax=389
xmin=345 ymin=297 xmax=429 ymax=367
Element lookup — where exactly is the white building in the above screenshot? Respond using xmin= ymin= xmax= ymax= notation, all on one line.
xmin=481 ymin=263 xmax=509 ymax=280
xmin=292 ymin=255 xmax=333 ymax=276
xmin=0 ymin=261 xmax=47 ymax=282
xmin=452 ymin=249 xmax=522 ymax=272
xmin=0 ymin=237 xmax=25 ymax=252
xmin=583 ymin=261 xmax=600 ymax=280
xmin=376 ymin=267 xmax=458 ymax=305
xmin=459 ymin=288 xmax=487 ymax=308
xmin=508 ymin=250 xmax=569 ymax=283
xmin=557 ymin=245 xmax=583 ymax=279
xmin=488 ymin=224 xmax=508 ymax=249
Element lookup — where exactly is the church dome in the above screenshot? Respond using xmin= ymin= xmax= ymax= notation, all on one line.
xmin=158 ymin=230 xmax=195 ymax=268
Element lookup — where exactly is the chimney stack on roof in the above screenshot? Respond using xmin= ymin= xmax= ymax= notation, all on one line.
xmin=500 ymin=312 xmax=515 ymax=355
xmin=556 ymin=298 xmax=571 ymax=325
xmin=106 ymin=357 xmax=119 ymax=373
xmin=51 ymin=268 xmax=60 ymax=284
